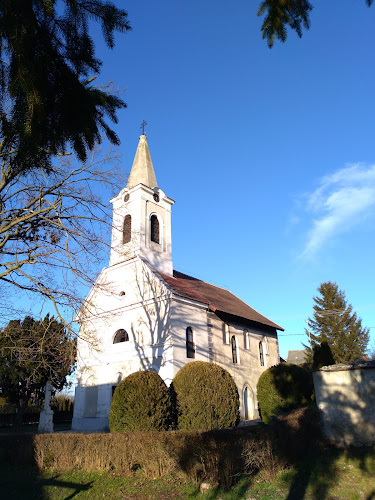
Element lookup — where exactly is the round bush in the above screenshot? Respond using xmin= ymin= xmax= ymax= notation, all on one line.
xmin=109 ymin=370 xmax=171 ymax=432
xmin=256 ymin=363 xmax=315 ymax=424
xmin=172 ymin=361 xmax=240 ymax=431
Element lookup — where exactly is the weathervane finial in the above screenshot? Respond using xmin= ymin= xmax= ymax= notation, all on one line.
xmin=140 ymin=120 xmax=147 ymax=135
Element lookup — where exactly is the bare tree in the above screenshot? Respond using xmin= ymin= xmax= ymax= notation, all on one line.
xmin=0 ymin=144 xmax=124 ymax=331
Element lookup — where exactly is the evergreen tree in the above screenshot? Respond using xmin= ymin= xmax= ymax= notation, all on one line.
xmin=305 ymin=282 xmax=369 ymax=364
xmin=257 ymin=0 xmax=374 ymax=47
xmin=0 ymin=315 xmax=75 ymax=426
xmin=0 ymin=1 xmax=131 ymax=179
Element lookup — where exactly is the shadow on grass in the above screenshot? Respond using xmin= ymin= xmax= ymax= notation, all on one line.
xmin=0 ymin=434 xmax=92 ymax=499
xmin=0 ymin=466 xmax=94 ymax=500
xmin=283 ymin=451 xmax=340 ymax=500
xmin=37 ymin=475 xmax=94 ymax=499
xmin=281 ymin=445 xmax=375 ymax=500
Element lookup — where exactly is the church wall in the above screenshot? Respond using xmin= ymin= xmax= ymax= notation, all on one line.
xmin=208 ymin=314 xmax=279 ymax=420
xmin=169 ymin=298 xmax=211 ymax=376
xmin=166 ymin=299 xmax=280 ymax=421
xmin=72 ymin=259 xmax=174 ymax=432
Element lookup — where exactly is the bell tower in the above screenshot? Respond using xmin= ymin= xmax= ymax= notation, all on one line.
xmin=109 ymin=134 xmax=175 ymax=276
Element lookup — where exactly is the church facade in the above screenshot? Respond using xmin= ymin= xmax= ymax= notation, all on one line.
xmin=72 ymin=134 xmax=283 ymax=432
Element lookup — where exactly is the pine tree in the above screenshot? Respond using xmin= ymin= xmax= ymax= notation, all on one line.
xmin=257 ymin=1 xmax=374 ymax=47
xmin=305 ymin=282 xmax=369 ymax=364
xmin=0 ymin=1 xmax=131 ymax=178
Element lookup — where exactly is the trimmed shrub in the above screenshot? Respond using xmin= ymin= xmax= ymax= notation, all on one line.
xmin=257 ymin=363 xmax=314 ymax=424
xmin=172 ymin=361 xmax=240 ymax=431
xmin=109 ymin=370 xmax=171 ymax=432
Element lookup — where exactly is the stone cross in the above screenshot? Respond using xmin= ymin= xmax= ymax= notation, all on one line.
xmin=44 ymin=381 xmax=52 ymax=410
xmin=38 ymin=381 xmax=54 ymax=433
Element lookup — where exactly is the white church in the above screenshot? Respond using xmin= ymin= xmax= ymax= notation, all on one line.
xmin=72 ymin=133 xmax=283 ymax=431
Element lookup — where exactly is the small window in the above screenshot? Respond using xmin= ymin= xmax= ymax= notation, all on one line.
xmin=231 ymin=335 xmax=239 ymax=364
xmin=123 ymin=214 xmax=131 ymax=244
xmin=244 ymin=330 xmax=250 ymax=350
xmin=186 ymin=327 xmax=195 ymax=358
xmin=259 ymin=341 xmax=264 ymax=367
xmin=150 ymin=214 xmax=160 ymax=244
xmin=224 ymin=323 xmax=230 ymax=344
xmin=113 ymin=329 xmax=129 ymax=344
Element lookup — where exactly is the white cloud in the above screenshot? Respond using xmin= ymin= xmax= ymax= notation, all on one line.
xmin=299 ymin=164 xmax=375 ymax=259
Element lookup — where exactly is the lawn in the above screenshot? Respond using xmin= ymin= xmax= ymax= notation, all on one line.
xmin=1 ymin=446 xmax=375 ymax=499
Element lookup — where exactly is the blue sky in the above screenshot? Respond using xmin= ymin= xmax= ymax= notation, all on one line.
xmin=87 ymin=0 xmax=375 ymax=359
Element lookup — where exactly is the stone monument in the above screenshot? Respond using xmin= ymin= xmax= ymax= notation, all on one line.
xmin=38 ymin=381 xmax=54 ymax=433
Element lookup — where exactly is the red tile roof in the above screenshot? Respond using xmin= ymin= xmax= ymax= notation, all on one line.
xmin=159 ymin=270 xmax=283 ymax=331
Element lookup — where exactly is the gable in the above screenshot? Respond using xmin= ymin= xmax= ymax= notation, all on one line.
xmin=76 ymin=257 xmax=170 ymax=323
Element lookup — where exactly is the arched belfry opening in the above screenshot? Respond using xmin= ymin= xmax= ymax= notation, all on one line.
xmin=150 ymin=214 xmax=160 ymax=244
xmin=123 ymin=214 xmax=131 ymax=244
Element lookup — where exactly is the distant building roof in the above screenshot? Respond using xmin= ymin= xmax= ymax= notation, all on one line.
xmin=287 ymin=349 xmax=307 ymax=365
xmin=160 ymin=270 xmax=284 ymax=331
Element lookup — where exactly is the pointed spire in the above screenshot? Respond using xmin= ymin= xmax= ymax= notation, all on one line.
xmin=126 ymin=135 xmax=158 ymax=189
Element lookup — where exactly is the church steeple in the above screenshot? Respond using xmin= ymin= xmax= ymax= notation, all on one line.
xmin=109 ymin=133 xmax=175 ymax=276
xmin=126 ymin=135 xmax=158 ymax=189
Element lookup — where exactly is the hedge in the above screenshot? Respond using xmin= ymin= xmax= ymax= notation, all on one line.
xmin=0 ymin=408 xmax=323 ymax=487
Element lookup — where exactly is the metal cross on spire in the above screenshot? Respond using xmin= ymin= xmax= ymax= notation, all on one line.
xmin=140 ymin=120 xmax=147 ymax=135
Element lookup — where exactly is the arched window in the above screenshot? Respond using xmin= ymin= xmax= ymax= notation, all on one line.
xmin=244 ymin=387 xmax=249 ymax=420
xmin=150 ymin=214 xmax=160 ymax=244
xmin=186 ymin=327 xmax=195 ymax=358
xmin=123 ymin=214 xmax=131 ymax=244
xmin=244 ymin=330 xmax=250 ymax=350
xmin=259 ymin=341 xmax=264 ymax=366
xmin=113 ymin=329 xmax=129 ymax=344
xmin=231 ymin=335 xmax=239 ymax=364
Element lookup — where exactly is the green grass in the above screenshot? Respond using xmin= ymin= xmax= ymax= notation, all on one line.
xmin=1 ymin=447 xmax=375 ymax=499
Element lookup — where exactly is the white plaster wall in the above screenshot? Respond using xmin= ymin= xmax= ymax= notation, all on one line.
xmin=313 ymin=366 xmax=375 ymax=446
xmin=72 ymin=258 xmax=173 ymax=431
xmin=169 ymin=298 xmax=210 ymax=377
